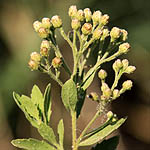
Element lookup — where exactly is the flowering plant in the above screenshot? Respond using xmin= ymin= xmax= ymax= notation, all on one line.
xmin=11 ymin=5 xmax=135 ymax=150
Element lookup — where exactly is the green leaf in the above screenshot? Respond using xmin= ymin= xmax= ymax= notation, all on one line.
xmin=82 ymin=68 xmax=96 ymax=90
xmin=79 ymin=118 xmax=126 ymax=146
xmin=20 ymin=95 xmax=40 ymax=121
xmin=57 ymin=119 xmax=64 ymax=148
xmin=91 ymin=136 xmax=119 ymax=150
xmin=31 ymin=85 xmax=44 ymax=113
xmin=13 ymin=92 xmax=39 ymax=128
xmin=61 ymin=79 xmax=78 ymax=111
xmin=11 ymin=138 xmax=56 ymax=150
xmin=38 ymin=123 xmax=57 ymax=146
xmin=44 ymin=83 xmax=52 ymax=123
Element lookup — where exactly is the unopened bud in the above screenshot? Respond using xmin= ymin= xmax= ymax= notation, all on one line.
xmin=125 ymin=66 xmax=136 ymax=74
xmin=76 ymin=10 xmax=84 ymax=21
xmin=71 ymin=19 xmax=81 ymax=30
xmin=101 ymin=28 xmax=109 ymax=41
xmin=51 ymin=15 xmax=62 ymax=28
xmin=42 ymin=17 xmax=52 ymax=29
xmin=68 ymin=5 xmax=77 ymax=18
xmin=92 ymin=11 xmax=102 ymax=25
xmin=121 ymin=29 xmax=128 ymax=41
xmin=41 ymin=40 xmax=50 ymax=50
xmin=40 ymin=47 xmax=49 ymax=57
xmin=101 ymin=83 xmax=109 ymax=92
xmin=84 ymin=8 xmax=92 ymax=22
xmin=30 ymin=52 xmax=41 ymax=62
xmin=28 ymin=60 xmax=39 ymax=70
xmin=52 ymin=57 xmax=62 ymax=68
xmin=112 ymin=89 xmax=120 ymax=99
xmin=122 ymin=59 xmax=129 ymax=70
xmin=103 ymin=88 xmax=112 ymax=99
xmin=33 ymin=21 xmax=42 ymax=32
xmin=38 ymin=27 xmax=49 ymax=38
xmin=118 ymin=43 xmax=131 ymax=54
xmin=88 ymin=92 xmax=99 ymax=101
xmin=93 ymin=29 xmax=102 ymax=40
xmin=98 ymin=69 xmax=107 ymax=80
xmin=110 ymin=27 xmax=121 ymax=42
xmin=100 ymin=14 xmax=109 ymax=26
xmin=81 ymin=23 xmax=92 ymax=35
xmin=107 ymin=111 xmax=113 ymax=119
xmin=122 ymin=80 xmax=133 ymax=90
xmin=113 ymin=59 xmax=123 ymax=72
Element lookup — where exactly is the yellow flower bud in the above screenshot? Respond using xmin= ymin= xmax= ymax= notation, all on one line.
xmin=101 ymin=83 xmax=109 ymax=92
xmin=76 ymin=9 xmax=84 ymax=21
xmin=103 ymin=88 xmax=112 ymax=99
xmin=122 ymin=80 xmax=133 ymax=90
xmin=84 ymin=8 xmax=92 ymax=22
xmin=68 ymin=5 xmax=77 ymax=18
xmin=38 ymin=27 xmax=49 ymax=38
xmin=51 ymin=15 xmax=62 ymax=28
xmin=113 ymin=59 xmax=123 ymax=72
xmin=122 ymin=59 xmax=129 ymax=70
xmin=112 ymin=89 xmax=120 ymax=99
xmin=40 ymin=40 xmax=50 ymax=50
xmin=92 ymin=11 xmax=102 ymax=25
xmin=81 ymin=23 xmax=92 ymax=35
xmin=93 ymin=29 xmax=103 ymax=40
xmin=42 ymin=17 xmax=52 ymax=29
xmin=110 ymin=27 xmax=121 ymax=42
xmin=71 ymin=19 xmax=81 ymax=30
xmin=28 ymin=60 xmax=39 ymax=70
xmin=125 ymin=66 xmax=136 ymax=74
xmin=30 ymin=52 xmax=41 ymax=62
xmin=101 ymin=28 xmax=109 ymax=41
xmin=118 ymin=42 xmax=131 ymax=54
xmin=40 ymin=47 xmax=49 ymax=57
xmin=33 ymin=21 xmax=42 ymax=32
xmin=107 ymin=111 xmax=113 ymax=119
xmin=98 ymin=69 xmax=107 ymax=80
xmin=52 ymin=57 xmax=62 ymax=68
xmin=121 ymin=29 xmax=128 ymax=41
xmin=100 ymin=14 xmax=109 ymax=26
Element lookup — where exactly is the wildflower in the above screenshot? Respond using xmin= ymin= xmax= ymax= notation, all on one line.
xmin=98 ymin=69 xmax=107 ymax=80
xmin=84 ymin=8 xmax=92 ymax=22
xmin=51 ymin=15 xmax=62 ymax=28
xmin=81 ymin=23 xmax=92 ymax=35
xmin=71 ymin=19 xmax=81 ymax=30
xmin=42 ymin=17 xmax=52 ymax=29
xmin=33 ymin=21 xmax=42 ymax=32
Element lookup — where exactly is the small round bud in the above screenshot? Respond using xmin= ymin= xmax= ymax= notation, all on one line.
xmin=71 ymin=19 xmax=81 ymax=30
xmin=52 ymin=57 xmax=62 ymax=68
xmin=30 ymin=52 xmax=41 ymax=62
xmin=42 ymin=17 xmax=52 ymax=29
xmin=84 ymin=8 xmax=92 ymax=22
xmin=122 ymin=59 xmax=129 ymax=70
xmin=92 ymin=11 xmax=102 ymax=25
xmin=100 ymin=14 xmax=109 ymax=26
xmin=112 ymin=89 xmax=120 ymax=99
xmin=68 ymin=5 xmax=77 ymax=18
xmin=113 ymin=59 xmax=123 ymax=72
xmin=112 ymin=117 xmax=117 ymax=122
xmin=110 ymin=27 xmax=121 ymax=42
xmin=107 ymin=111 xmax=113 ymax=119
xmin=98 ymin=69 xmax=107 ymax=80
xmin=81 ymin=23 xmax=92 ymax=35
xmin=33 ymin=21 xmax=42 ymax=32
xmin=125 ymin=66 xmax=136 ymax=74
xmin=88 ymin=92 xmax=99 ymax=101
xmin=76 ymin=10 xmax=84 ymax=21
xmin=93 ymin=29 xmax=102 ymax=40
xmin=41 ymin=40 xmax=50 ymax=50
xmin=121 ymin=29 xmax=128 ymax=41
xmin=28 ymin=60 xmax=39 ymax=70
xmin=118 ymin=43 xmax=131 ymax=54
xmin=101 ymin=83 xmax=109 ymax=92
xmin=40 ymin=47 xmax=49 ymax=57
xmin=51 ymin=15 xmax=62 ymax=28
xmin=122 ymin=80 xmax=133 ymax=90
xmin=38 ymin=27 xmax=49 ymax=38
xmin=101 ymin=28 xmax=109 ymax=41
xmin=103 ymin=88 xmax=112 ymax=99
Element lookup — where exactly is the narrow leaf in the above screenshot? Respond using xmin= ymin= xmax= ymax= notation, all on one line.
xmin=38 ymin=123 xmax=57 ymax=146
xmin=61 ymin=79 xmax=78 ymax=111
xmin=44 ymin=83 xmax=52 ymax=123
xmin=11 ymin=138 xmax=56 ymax=150
xmin=91 ymin=136 xmax=119 ymax=150
xmin=31 ymin=85 xmax=44 ymax=112
xmin=57 ymin=119 xmax=64 ymax=148
xmin=79 ymin=118 xmax=126 ymax=146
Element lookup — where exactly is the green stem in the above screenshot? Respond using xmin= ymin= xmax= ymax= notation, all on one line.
xmin=71 ymin=111 xmax=77 ymax=150
xmin=76 ymin=110 xmax=100 ymax=145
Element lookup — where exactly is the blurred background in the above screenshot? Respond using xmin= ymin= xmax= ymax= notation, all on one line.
xmin=0 ymin=0 xmax=149 ymax=149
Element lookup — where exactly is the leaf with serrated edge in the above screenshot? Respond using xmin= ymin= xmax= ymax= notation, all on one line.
xmin=61 ymin=79 xmax=78 ymax=111
xmin=11 ymin=138 xmax=56 ymax=150
xmin=38 ymin=123 xmax=57 ymax=146
xmin=79 ymin=118 xmax=126 ymax=146
xmin=44 ymin=84 xmax=52 ymax=123
xmin=31 ymin=85 xmax=44 ymax=113
xmin=57 ymin=119 xmax=64 ymax=148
